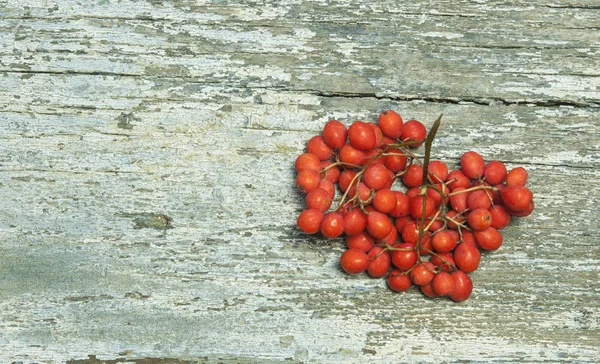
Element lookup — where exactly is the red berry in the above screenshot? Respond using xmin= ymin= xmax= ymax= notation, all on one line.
xmin=305 ymin=188 xmax=332 ymax=212
xmin=489 ymin=205 xmax=511 ymax=229
xmin=445 ymin=210 xmax=466 ymax=230
xmin=391 ymin=242 xmax=418 ymax=271
xmin=446 ymin=169 xmax=470 ymax=191
xmin=410 ymin=262 xmax=436 ymax=286
xmin=378 ymin=110 xmax=404 ymax=139
xmin=432 ymin=272 xmax=455 ymax=296
xmin=320 ymin=161 xmax=340 ymax=183
xmin=320 ymin=212 xmax=344 ymax=238
xmin=448 ymin=270 xmax=473 ymax=302
xmin=387 ymin=269 xmax=412 ymax=292
xmin=297 ymin=208 xmax=324 ymax=234
xmin=474 ymin=227 xmax=503 ymax=251
xmin=500 ymin=185 xmax=533 ymax=212
xmin=338 ymin=169 xmax=357 ymax=192
xmin=432 ymin=230 xmax=457 ymax=253
xmin=466 ymin=189 xmax=492 ymax=211
xmin=409 ymin=194 xmax=436 ymax=220
xmin=430 ymin=252 xmax=455 ymax=272
xmin=450 ymin=187 xmax=468 ymax=212
xmin=483 ymin=160 xmax=507 ymax=185
xmin=346 ymin=231 xmax=374 ymax=252
xmin=317 ymin=179 xmax=335 ymax=198
xmin=428 ymin=160 xmax=449 ymax=183
xmin=367 ymin=246 xmax=391 ymax=278
xmin=384 ymin=148 xmax=408 ymax=172
xmin=401 ymin=119 xmax=426 ymax=147
xmin=506 ymin=167 xmax=528 ymax=186
xmin=322 ymin=119 xmax=347 ymax=149
xmin=339 ymin=143 xmax=366 ymax=166
xmin=420 ymin=282 xmax=438 ymax=298
xmin=348 ymin=121 xmax=376 ymax=151
xmin=373 ymin=188 xmax=397 ymax=214
xmin=296 ymin=169 xmax=321 ymax=194
xmin=466 ymin=208 xmax=492 ymax=231
xmin=402 ymin=164 xmax=424 ymax=188
xmin=295 ymin=153 xmax=321 ymax=172
xmin=460 ymin=151 xmax=485 ymax=179
xmin=453 ymin=241 xmax=481 ymax=273
xmin=366 ymin=211 xmax=394 ymax=239
xmin=343 ymin=208 xmax=367 ymax=236
xmin=363 ymin=164 xmax=391 ymax=190
xmin=340 ymin=249 xmax=369 ymax=274
xmin=389 ymin=191 xmax=411 ymax=218
xmin=307 ymin=136 xmax=333 ymax=161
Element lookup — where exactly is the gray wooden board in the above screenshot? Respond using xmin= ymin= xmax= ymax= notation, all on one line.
xmin=1 ymin=0 xmax=599 ymax=362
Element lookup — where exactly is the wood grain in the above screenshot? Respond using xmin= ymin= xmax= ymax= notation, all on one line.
xmin=1 ymin=1 xmax=599 ymax=362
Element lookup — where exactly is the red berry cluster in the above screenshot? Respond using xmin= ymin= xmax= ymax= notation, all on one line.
xmin=295 ymin=110 xmax=534 ymax=302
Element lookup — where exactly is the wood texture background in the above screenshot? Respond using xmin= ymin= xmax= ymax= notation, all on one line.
xmin=1 ymin=1 xmax=599 ymax=362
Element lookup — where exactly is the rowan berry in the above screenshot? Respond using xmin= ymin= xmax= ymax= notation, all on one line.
xmin=389 ymin=191 xmax=411 ymax=218
xmin=367 ymin=246 xmax=391 ymax=278
xmin=346 ymin=231 xmax=374 ymax=252
xmin=500 ymin=185 xmax=533 ymax=212
xmin=384 ymin=148 xmax=408 ymax=172
xmin=378 ymin=110 xmax=404 ymax=139
xmin=432 ymin=272 xmax=455 ymax=296
xmin=453 ymin=241 xmax=480 ymax=273
xmin=466 ymin=189 xmax=492 ymax=211
xmin=340 ymin=249 xmax=369 ymax=274
xmin=411 ymin=262 xmax=436 ymax=286
xmin=428 ymin=160 xmax=449 ymax=183
xmin=366 ymin=211 xmax=394 ymax=239
xmin=394 ymin=216 xmax=414 ymax=233
xmin=373 ymin=188 xmax=397 ymax=214
xmin=363 ymin=164 xmax=391 ymax=190
xmin=296 ymin=169 xmax=321 ymax=194
xmin=307 ymin=136 xmax=333 ymax=161
xmin=343 ymin=208 xmax=367 ymax=236
xmin=387 ymin=269 xmax=412 ymax=292
xmin=295 ymin=153 xmax=321 ymax=172
xmin=446 ymin=169 xmax=471 ymax=191
xmin=460 ymin=151 xmax=485 ymax=179
xmin=448 ymin=271 xmax=473 ymax=302
xmin=297 ymin=208 xmax=324 ymax=234
xmin=369 ymin=123 xmax=385 ymax=148
xmin=317 ymin=179 xmax=335 ymax=198
xmin=320 ymin=161 xmax=340 ymax=183
xmin=489 ymin=205 xmax=511 ymax=229
xmin=376 ymin=225 xmax=398 ymax=246
xmin=420 ymin=282 xmax=438 ymax=298
xmin=402 ymin=164 xmax=424 ymax=188
xmin=391 ymin=242 xmax=418 ymax=271
xmin=445 ymin=210 xmax=466 ymax=230
xmin=305 ymin=188 xmax=332 ymax=212
xmin=450 ymin=187 xmax=468 ymax=212
xmin=474 ymin=227 xmax=503 ymax=251
xmin=483 ymin=160 xmax=507 ymax=185
xmin=506 ymin=166 xmax=528 ymax=186
xmin=320 ymin=212 xmax=344 ymax=238
xmin=400 ymin=119 xmax=426 ymax=147
xmin=409 ymin=194 xmax=436 ymax=219
xmin=348 ymin=121 xmax=376 ymax=151
xmin=322 ymin=119 xmax=347 ymax=149
xmin=339 ymin=143 xmax=366 ymax=166
xmin=466 ymin=208 xmax=492 ymax=231
xmin=347 ymin=181 xmax=372 ymax=202
xmin=432 ymin=230 xmax=457 ymax=253
xmin=430 ymin=252 xmax=455 ymax=272
xmin=338 ymin=169 xmax=357 ymax=193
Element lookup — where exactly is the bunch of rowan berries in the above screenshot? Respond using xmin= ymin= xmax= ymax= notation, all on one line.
xmin=295 ymin=110 xmax=534 ymax=302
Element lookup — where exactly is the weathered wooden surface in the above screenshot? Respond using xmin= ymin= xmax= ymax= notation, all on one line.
xmin=1 ymin=0 xmax=599 ymax=362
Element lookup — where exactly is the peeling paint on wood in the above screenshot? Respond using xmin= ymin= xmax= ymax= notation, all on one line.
xmin=1 ymin=0 xmax=599 ymax=363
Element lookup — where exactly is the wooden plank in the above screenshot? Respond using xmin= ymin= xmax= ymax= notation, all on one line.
xmin=1 ymin=0 xmax=599 ymax=362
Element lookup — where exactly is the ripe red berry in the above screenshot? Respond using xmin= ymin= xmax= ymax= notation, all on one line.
xmin=320 ymin=161 xmax=340 ymax=183
xmin=296 ymin=169 xmax=321 ymax=194
xmin=402 ymin=164 xmax=424 ymax=188
xmin=363 ymin=164 xmax=391 ymax=190
xmin=506 ymin=166 xmax=528 ymax=186
xmin=474 ymin=227 xmax=503 ymax=251
xmin=466 ymin=208 xmax=492 ymax=231
xmin=489 ymin=205 xmax=511 ymax=229
xmin=446 ymin=169 xmax=470 ymax=191
xmin=378 ymin=110 xmax=404 ymax=139
xmin=317 ymin=179 xmax=335 ymax=198
xmin=460 ymin=151 xmax=485 ymax=179
xmin=466 ymin=189 xmax=493 ymax=211
xmin=297 ymin=208 xmax=324 ymax=234
xmin=307 ymin=136 xmax=333 ymax=161
xmin=346 ymin=231 xmax=374 ymax=252
xmin=295 ymin=153 xmax=321 ymax=172
xmin=453 ymin=241 xmax=481 ymax=273
xmin=340 ymin=249 xmax=369 ymax=274
xmin=373 ymin=188 xmax=397 ymax=214
xmin=391 ymin=242 xmax=418 ymax=271
xmin=387 ymin=269 xmax=412 ymax=292
xmin=322 ymin=119 xmax=347 ymax=149
xmin=409 ymin=194 xmax=436 ymax=220
xmin=401 ymin=119 xmax=426 ymax=147
xmin=448 ymin=270 xmax=473 ymax=302
xmin=483 ymin=160 xmax=507 ymax=185
xmin=366 ymin=211 xmax=394 ymax=239
xmin=389 ymin=191 xmax=411 ymax=218
xmin=450 ymin=187 xmax=468 ymax=212
xmin=320 ymin=212 xmax=345 ymax=238
xmin=338 ymin=169 xmax=357 ymax=192
xmin=432 ymin=230 xmax=458 ymax=253
xmin=347 ymin=181 xmax=372 ymax=202
xmin=343 ymin=208 xmax=367 ymax=236
xmin=348 ymin=121 xmax=376 ymax=151
xmin=369 ymin=123 xmax=385 ymax=148
xmin=428 ymin=160 xmax=449 ymax=183
xmin=445 ymin=210 xmax=466 ymax=230
xmin=339 ymin=143 xmax=366 ymax=166
xmin=367 ymin=246 xmax=391 ymax=278
xmin=432 ymin=272 xmax=455 ymax=296
xmin=430 ymin=252 xmax=455 ymax=272
xmin=410 ymin=262 xmax=436 ymax=286
xmin=420 ymin=282 xmax=438 ymax=298
xmin=305 ymin=188 xmax=332 ymax=212
xmin=384 ymin=148 xmax=408 ymax=172
xmin=506 ymin=200 xmax=534 ymax=217
xmin=500 ymin=185 xmax=533 ymax=212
